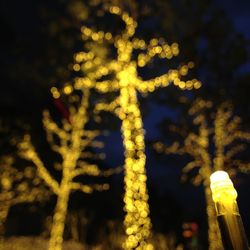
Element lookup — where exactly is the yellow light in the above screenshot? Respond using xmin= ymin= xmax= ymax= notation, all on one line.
xmin=50 ymin=87 xmax=60 ymax=99
xmin=194 ymin=81 xmax=202 ymax=89
xmin=91 ymin=33 xmax=99 ymax=41
xmin=210 ymin=171 xmax=250 ymax=249
xmin=188 ymin=61 xmax=195 ymax=68
xmin=105 ymin=32 xmax=112 ymax=40
xmin=150 ymin=38 xmax=158 ymax=46
xmin=210 ymin=171 xmax=237 ymax=204
xmin=73 ymin=63 xmax=81 ymax=71
xmin=109 ymin=6 xmax=120 ymax=14
xmin=179 ymin=65 xmax=188 ymax=76
xmin=63 ymin=85 xmax=73 ymax=95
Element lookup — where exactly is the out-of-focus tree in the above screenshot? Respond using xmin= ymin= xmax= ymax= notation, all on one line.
xmin=18 ymin=86 xmax=120 ymax=250
xmin=149 ymin=0 xmax=250 ymax=247
xmin=73 ymin=3 xmax=201 ymax=249
xmin=0 ymin=122 xmax=50 ymax=239
xmin=154 ymin=98 xmax=250 ymax=250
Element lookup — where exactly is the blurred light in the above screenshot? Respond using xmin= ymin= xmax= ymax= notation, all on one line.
xmin=210 ymin=171 xmax=237 ymax=204
xmin=73 ymin=4 xmax=201 ymax=249
xmin=18 ymin=88 xmax=117 ymax=250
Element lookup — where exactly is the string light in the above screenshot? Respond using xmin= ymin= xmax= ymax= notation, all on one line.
xmin=154 ymin=99 xmax=250 ymax=250
xmin=18 ymin=88 xmax=119 ymax=250
xmin=75 ymin=5 xmax=201 ymax=249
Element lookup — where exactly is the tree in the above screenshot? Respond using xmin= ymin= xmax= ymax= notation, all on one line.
xmin=18 ymin=87 xmax=119 ymax=250
xmin=73 ymin=4 xmax=201 ymax=249
xmin=154 ymin=98 xmax=250 ymax=250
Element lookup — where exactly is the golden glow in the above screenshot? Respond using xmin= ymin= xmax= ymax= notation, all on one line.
xmin=74 ymin=5 xmax=201 ymax=250
xmin=63 ymin=84 xmax=73 ymax=95
xmin=50 ymin=87 xmax=60 ymax=99
xmin=210 ymin=171 xmax=237 ymax=205
xmin=210 ymin=171 xmax=250 ymax=249
xmin=73 ymin=64 xmax=81 ymax=72
xmin=18 ymin=88 xmax=119 ymax=250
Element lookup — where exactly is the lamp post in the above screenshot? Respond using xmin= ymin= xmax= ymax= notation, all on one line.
xmin=210 ymin=171 xmax=249 ymax=250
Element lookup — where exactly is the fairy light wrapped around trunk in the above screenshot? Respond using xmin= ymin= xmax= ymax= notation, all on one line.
xmin=210 ymin=171 xmax=249 ymax=250
xmin=18 ymin=88 xmax=121 ymax=250
xmin=74 ymin=5 xmax=201 ymax=249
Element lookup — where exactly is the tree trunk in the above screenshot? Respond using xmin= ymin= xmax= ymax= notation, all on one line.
xmin=120 ymin=86 xmax=152 ymax=249
xmin=0 ymin=204 xmax=9 ymax=237
xmin=204 ymin=180 xmax=223 ymax=250
xmin=48 ymin=183 xmax=70 ymax=250
xmin=0 ymin=204 xmax=9 ymax=250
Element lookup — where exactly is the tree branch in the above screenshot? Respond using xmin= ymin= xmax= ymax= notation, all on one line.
xmin=230 ymin=160 xmax=250 ymax=174
xmin=18 ymin=136 xmax=60 ymax=194
xmin=225 ymin=144 xmax=246 ymax=161
xmin=95 ymin=97 xmax=120 ymax=117
xmin=153 ymin=141 xmax=186 ymax=155
xmin=70 ymin=182 xmax=109 ymax=193
xmin=136 ymin=67 xmax=201 ymax=93
xmin=43 ymin=111 xmax=70 ymax=141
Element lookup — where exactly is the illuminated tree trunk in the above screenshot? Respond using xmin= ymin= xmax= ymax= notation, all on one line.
xmin=48 ymin=180 xmax=70 ymax=250
xmin=0 ymin=207 xmax=8 ymax=250
xmin=204 ymin=179 xmax=223 ymax=250
xmin=120 ymin=86 xmax=152 ymax=249
xmin=0 ymin=204 xmax=9 ymax=236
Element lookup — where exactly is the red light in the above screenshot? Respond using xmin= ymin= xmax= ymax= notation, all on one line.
xmin=191 ymin=222 xmax=198 ymax=232
xmin=183 ymin=230 xmax=193 ymax=238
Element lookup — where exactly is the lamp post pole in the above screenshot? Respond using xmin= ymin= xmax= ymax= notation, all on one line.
xmin=210 ymin=171 xmax=249 ymax=250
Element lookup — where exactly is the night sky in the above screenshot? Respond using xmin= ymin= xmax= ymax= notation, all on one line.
xmin=1 ymin=0 xmax=250 ymax=248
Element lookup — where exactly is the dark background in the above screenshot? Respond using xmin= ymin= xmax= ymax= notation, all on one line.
xmin=0 ymin=0 xmax=250 ymax=248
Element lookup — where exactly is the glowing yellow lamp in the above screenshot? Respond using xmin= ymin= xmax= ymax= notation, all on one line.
xmin=210 ymin=171 xmax=237 ymax=209
xmin=210 ymin=171 xmax=249 ymax=250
